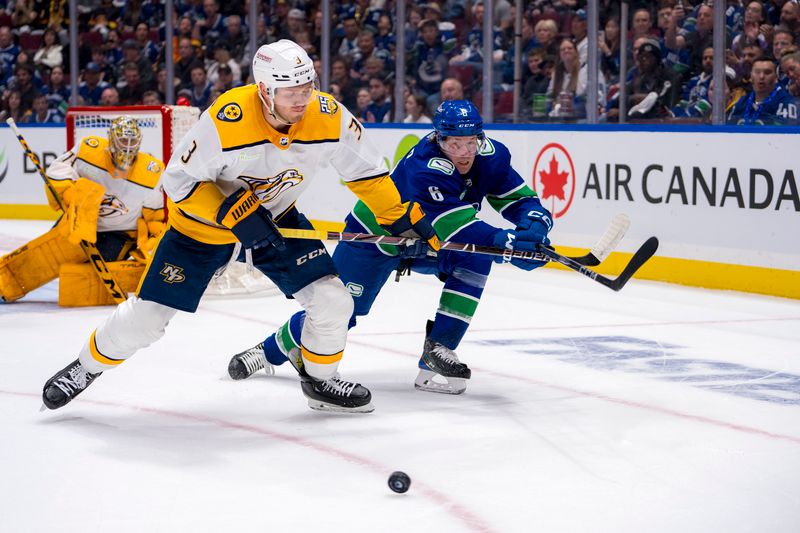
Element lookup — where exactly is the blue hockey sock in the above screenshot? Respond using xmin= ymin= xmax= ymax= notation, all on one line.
xmin=263 ymin=311 xmax=305 ymax=365
xmin=429 ymin=313 xmax=469 ymax=350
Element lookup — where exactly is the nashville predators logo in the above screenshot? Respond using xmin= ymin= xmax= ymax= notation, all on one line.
xmin=218 ymin=103 xmax=242 ymax=122
xmin=84 ymin=137 xmax=100 ymax=148
xmin=98 ymin=194 xmax=129 ymax=218
xmin=237 ymin=169 xmax=304 ymax=203
xmin=295 ymin=56 xmax=302 ymax=65
xmin=160 ymin=263 xmax=186 ymax=283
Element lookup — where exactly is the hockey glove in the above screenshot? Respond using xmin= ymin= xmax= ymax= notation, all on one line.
xmin=381 ymin=202 xmax=440 ymax=253
xmin=491 ymin=229 xmax=547 ymax=271
xmin=515 ymin=206 xmax=553 ymax=246
xmin=216 ymin=189 xmax=286 ymax=250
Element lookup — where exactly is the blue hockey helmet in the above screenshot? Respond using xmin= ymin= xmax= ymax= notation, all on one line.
xmin=433 ymin=100 xmax=484 ymax=138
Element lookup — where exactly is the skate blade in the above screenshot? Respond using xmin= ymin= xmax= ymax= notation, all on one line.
xmin=414 ymin=370 xmax=466 ymax=395
xmin=307 ymin=399 xmax=375 ymax=413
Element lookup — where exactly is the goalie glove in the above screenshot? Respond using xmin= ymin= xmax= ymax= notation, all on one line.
xmin=380 ymin=202 xmax=440 ymax=253
xmin=58 ymin=178 xmax=105 ymax=245
xmin=216 ymin=189 xmax=286 ymax=250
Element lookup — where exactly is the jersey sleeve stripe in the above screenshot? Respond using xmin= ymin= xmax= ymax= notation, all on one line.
xmin=432 ymin=204 xmax=480 ymax=241
xmin=293 ymin=138 xmax=339 ymax=145
xmin=221 ymin=139 xmax=271 ymax=152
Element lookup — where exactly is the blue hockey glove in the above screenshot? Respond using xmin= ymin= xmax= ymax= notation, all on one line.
xmin=491 ymin=229 xmax=547 ymax=271
xmin=516 ymin=206 xmax=553 ymax=246
xmin=381 ymin=202 xmax=441 ymax=252
xmin=216 ymin=189 xmax=286 ymax=250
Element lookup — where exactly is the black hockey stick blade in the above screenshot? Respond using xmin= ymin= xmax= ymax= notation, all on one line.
xmin=605 ymin=236 xmax=659 ymax=291
xmin=570 ymin=251 xmax=601 ymax=267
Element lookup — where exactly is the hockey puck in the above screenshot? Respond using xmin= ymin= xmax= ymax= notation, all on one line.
xmin=388 ymin=471 xmax=411 ymax=493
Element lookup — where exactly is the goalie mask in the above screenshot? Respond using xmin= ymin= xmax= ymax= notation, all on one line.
xmin=108 ymin=116 xmax=142 ymax=171
xmin=251 ymin=39 xmax=318 ymax=125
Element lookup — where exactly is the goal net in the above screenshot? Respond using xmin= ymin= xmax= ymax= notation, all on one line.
xmin=65 ymin=105 xmax=278 ymax=298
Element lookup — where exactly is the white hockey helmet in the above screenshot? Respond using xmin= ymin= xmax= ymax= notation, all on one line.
xmin=252 ymin=39 xmax=317 ymax=100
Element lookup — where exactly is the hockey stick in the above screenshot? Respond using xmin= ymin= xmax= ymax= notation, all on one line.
xmin=278 ymin=226 xmax=656 ymax=291
xmin=6 ymin=118 xmax=127 ymax=304
xmin=277 ymin=213 xmax=630 ymax=266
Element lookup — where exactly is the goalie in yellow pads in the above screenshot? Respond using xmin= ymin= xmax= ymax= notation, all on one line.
xmin=0 ymin=116 xmax=166 ymax=306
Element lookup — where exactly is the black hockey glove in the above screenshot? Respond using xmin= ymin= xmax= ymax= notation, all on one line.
xmin=216 ymin=189 xmax=286 ymax=250
xmin=381 ymin=202 xmax=440 ymax=253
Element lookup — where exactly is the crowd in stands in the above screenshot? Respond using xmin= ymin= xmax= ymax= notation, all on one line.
xmin=1 ymin=0 xmax=799 ymax=126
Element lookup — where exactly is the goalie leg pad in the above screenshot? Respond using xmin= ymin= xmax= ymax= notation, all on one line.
xmin=59 ymin=260 xmax=145 ymax=307
xmin=78 ymin=296 xmax=178 ymax=374
xmin=0 ymin=226 xmax=85 ymax=302
xmin=292 ymin=275 xmax=353 ymax=380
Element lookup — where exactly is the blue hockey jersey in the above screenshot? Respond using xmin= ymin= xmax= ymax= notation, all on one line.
xmin=347 ymin=133 xmax=544 ymax=255
xmin=727 ymin=85 xmax=799 ymax=125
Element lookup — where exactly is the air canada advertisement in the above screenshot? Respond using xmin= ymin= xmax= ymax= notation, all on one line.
xmin=0 ymin=125 xmax=797 ymax=271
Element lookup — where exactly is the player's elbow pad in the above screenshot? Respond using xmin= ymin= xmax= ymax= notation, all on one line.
xmin=216 ymin=189 xmax=285 ymax=250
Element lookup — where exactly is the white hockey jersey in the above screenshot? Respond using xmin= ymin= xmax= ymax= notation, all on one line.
xmin=162 ymin=84 xmax=407 ymax=245
xmin=45 ymin=136 xmax=165 ymax=233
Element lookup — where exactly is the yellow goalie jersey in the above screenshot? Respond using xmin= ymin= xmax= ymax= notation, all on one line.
xmin=163 ymin=84 xmax=407 ymax=244
xmin=46 ymin=136 xmax=165 ymax=233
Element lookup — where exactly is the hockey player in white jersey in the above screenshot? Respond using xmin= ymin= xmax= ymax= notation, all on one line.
xmin=41 ymin=39 xmax=439 ymax=413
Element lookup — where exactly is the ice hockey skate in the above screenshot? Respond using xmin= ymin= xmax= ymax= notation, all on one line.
xmin=228 ymin=343 xmax=303 ymax=379
xmin=300 ymin=373 xmax=374 ymax=413
xmin=42 ymin=359 xmax=102 ymax=410
xmin=415 ymin=338 xmax=471 ymax=395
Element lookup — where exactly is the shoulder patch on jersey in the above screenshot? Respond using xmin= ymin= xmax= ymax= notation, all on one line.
xmin=84 ymin=137 xmax=100 ymax=148
xmin=217 ymin=103 xmax=243 ymax=122
xmin=318 ymin=95 xmax=339 ymax=115
xmin=479 ymin=139 xmax=495 ymax=156
xmin=147 ymin=160 xmax=161 ymax=173
xmin=427 ymin=157 xmax=455 ymax=175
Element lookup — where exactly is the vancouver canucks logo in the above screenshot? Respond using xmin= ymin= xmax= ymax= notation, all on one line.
xmin=0 ymin=146 xmax=7 ymax=184
xmin=160 ymin=263 xmax=186 ymax=283
xmin=237 ymin=169 xmax=304 ymax=203
xmin=218 ymin=103 xmax=242 ymax=122
xmin=98 ymin=194 xmax=129 ymax=217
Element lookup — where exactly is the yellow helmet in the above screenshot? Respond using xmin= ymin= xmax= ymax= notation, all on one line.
xmin=108 ymin=116 xmax=142 ymax=170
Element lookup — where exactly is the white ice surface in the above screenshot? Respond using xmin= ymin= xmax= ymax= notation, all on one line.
xmin=1 ymin=221 xmax=799 ymax=533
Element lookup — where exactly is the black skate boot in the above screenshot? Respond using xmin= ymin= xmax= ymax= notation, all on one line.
xmin=228 ymin=342 xmax=274 ymax=380
xmin=300 ymin=373 xmax=374 ymax=413
xmin=42 ymin=359 xmax=101 ymax=410
xmin=415 ymin=322 xmax=471 ymax=394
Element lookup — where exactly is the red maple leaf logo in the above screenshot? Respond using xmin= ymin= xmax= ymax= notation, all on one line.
xmin=538 ymin=154 xmax=569 ymax=201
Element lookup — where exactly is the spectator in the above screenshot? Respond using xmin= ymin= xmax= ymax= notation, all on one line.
xmin=197 ymin=0 xmax=225 ymax=45
xmin=630 ymin=8 xmax=657 ymax=45
xmin=728 ymin=56 xmax=798 ymax=124
xmin=223 ymin=15 xmax=247 ymax=63
xmin=241 ymin=15 xmax=271 ymax=69
xmin=11 ymin=0 xmax=45 ymax=32
xmin=672 ymin=47 xmax=722 ymax=118
xmin=656 ymin=2 xmax=675 ymax=38
xmin=608 ymin=39 xmax=679 ymax=121
xmin=78 ymin=62 xmax=111 ymax=106
xmin=43 ymin=65 xmax=70 ymax=114
xmin=374 ymin=14 xmax=395 ymax=53
xmin=404 ymin=6 xmax=424 ymax=51
xmin=103 ymin=30 xmax=123 ymax=66
xmin=24 ymin=93 xmax=62 ymax=123
xmin=10 ymin=63 xmax=38 ymax=110
xmin=117 ymin=62 xmax=151 ymax=105
xmin=213 ymin=63 xmax=242 ymax=93
xmin=331 ymin=55 xmax=359 ymax=110
xmin=732 ymin=1 xmax=772 ymax=58
xmin=287 ymin=8 xmax=307 ymax=40
xmin=207 ymin=42 xmax=241 ymax=86
xmin=0 ymin=89 xmax=29 ymax=123
xmin=90 ymin=48 xmax=117 ymax=87
xmin=337 ymin=16 xmax=361 ymax=61
xmin=135 ymin=22 xmax=160 ymax=65
xmin=120 ymin=39 xmax=154 ymax=87
xmin=0 ymin=26 xmax=20 ymax=87
xmin=533 ymin=18 xmax=559 ymax=58
xmin=100 ymin=86 xmax=120 ymax=106
xmin=33 ymin=28 xmax=63 ymax=70
xmin=571 ymin=9 xmax=589 ymax=65
xmin=779 ymin=0 xmax=800 ymax=35
xmin=781 ymin=51 xmax=800 ymax=96
xmin=426 ymin=76 xmax=465 ymax=116
xmin=666 ymin=2 xmax=716 ymax=80
xmin=364 ymin=75 xmax=393 ymax=123
xmin=599 ymin=16 xmax=622 ymax=84
xmin=142 ymin=90 xmax=162 ymax=105
xmin=355 ymin=86 xmax=371 ymax=121
xmin=410 ymin=19 xmax=450 ymax=99
xmin=521 ymin=48 xmax=555 ymax=118
xmin=352 ymin=30 xmax=393 ymax=82
xmin=548 ymin=38 xmax=606 ymax=118
xmin=189 ymin=65 xmax=212 ymax=110
xmin=403 ymin=93 xmax=433 ymax=123
xmin=329 ymin=82 xmax=344 ymax=102
xmin=175 ymin=37 xmax=204 ymax=89
xmin=772 ymin=29 xmax=795 ymax=59
xmin=422 ymin=2 xmax=457 ymax=45
xmin=269 ymin=0 xmax=292 ymax=41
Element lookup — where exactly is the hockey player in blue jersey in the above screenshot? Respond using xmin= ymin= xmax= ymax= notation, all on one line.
xmin=227 ymin=100 xmax=553 ymax=395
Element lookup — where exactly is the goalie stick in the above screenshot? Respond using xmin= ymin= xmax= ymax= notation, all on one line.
xmin=6 ymin=118 xmax=127 ymax=304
